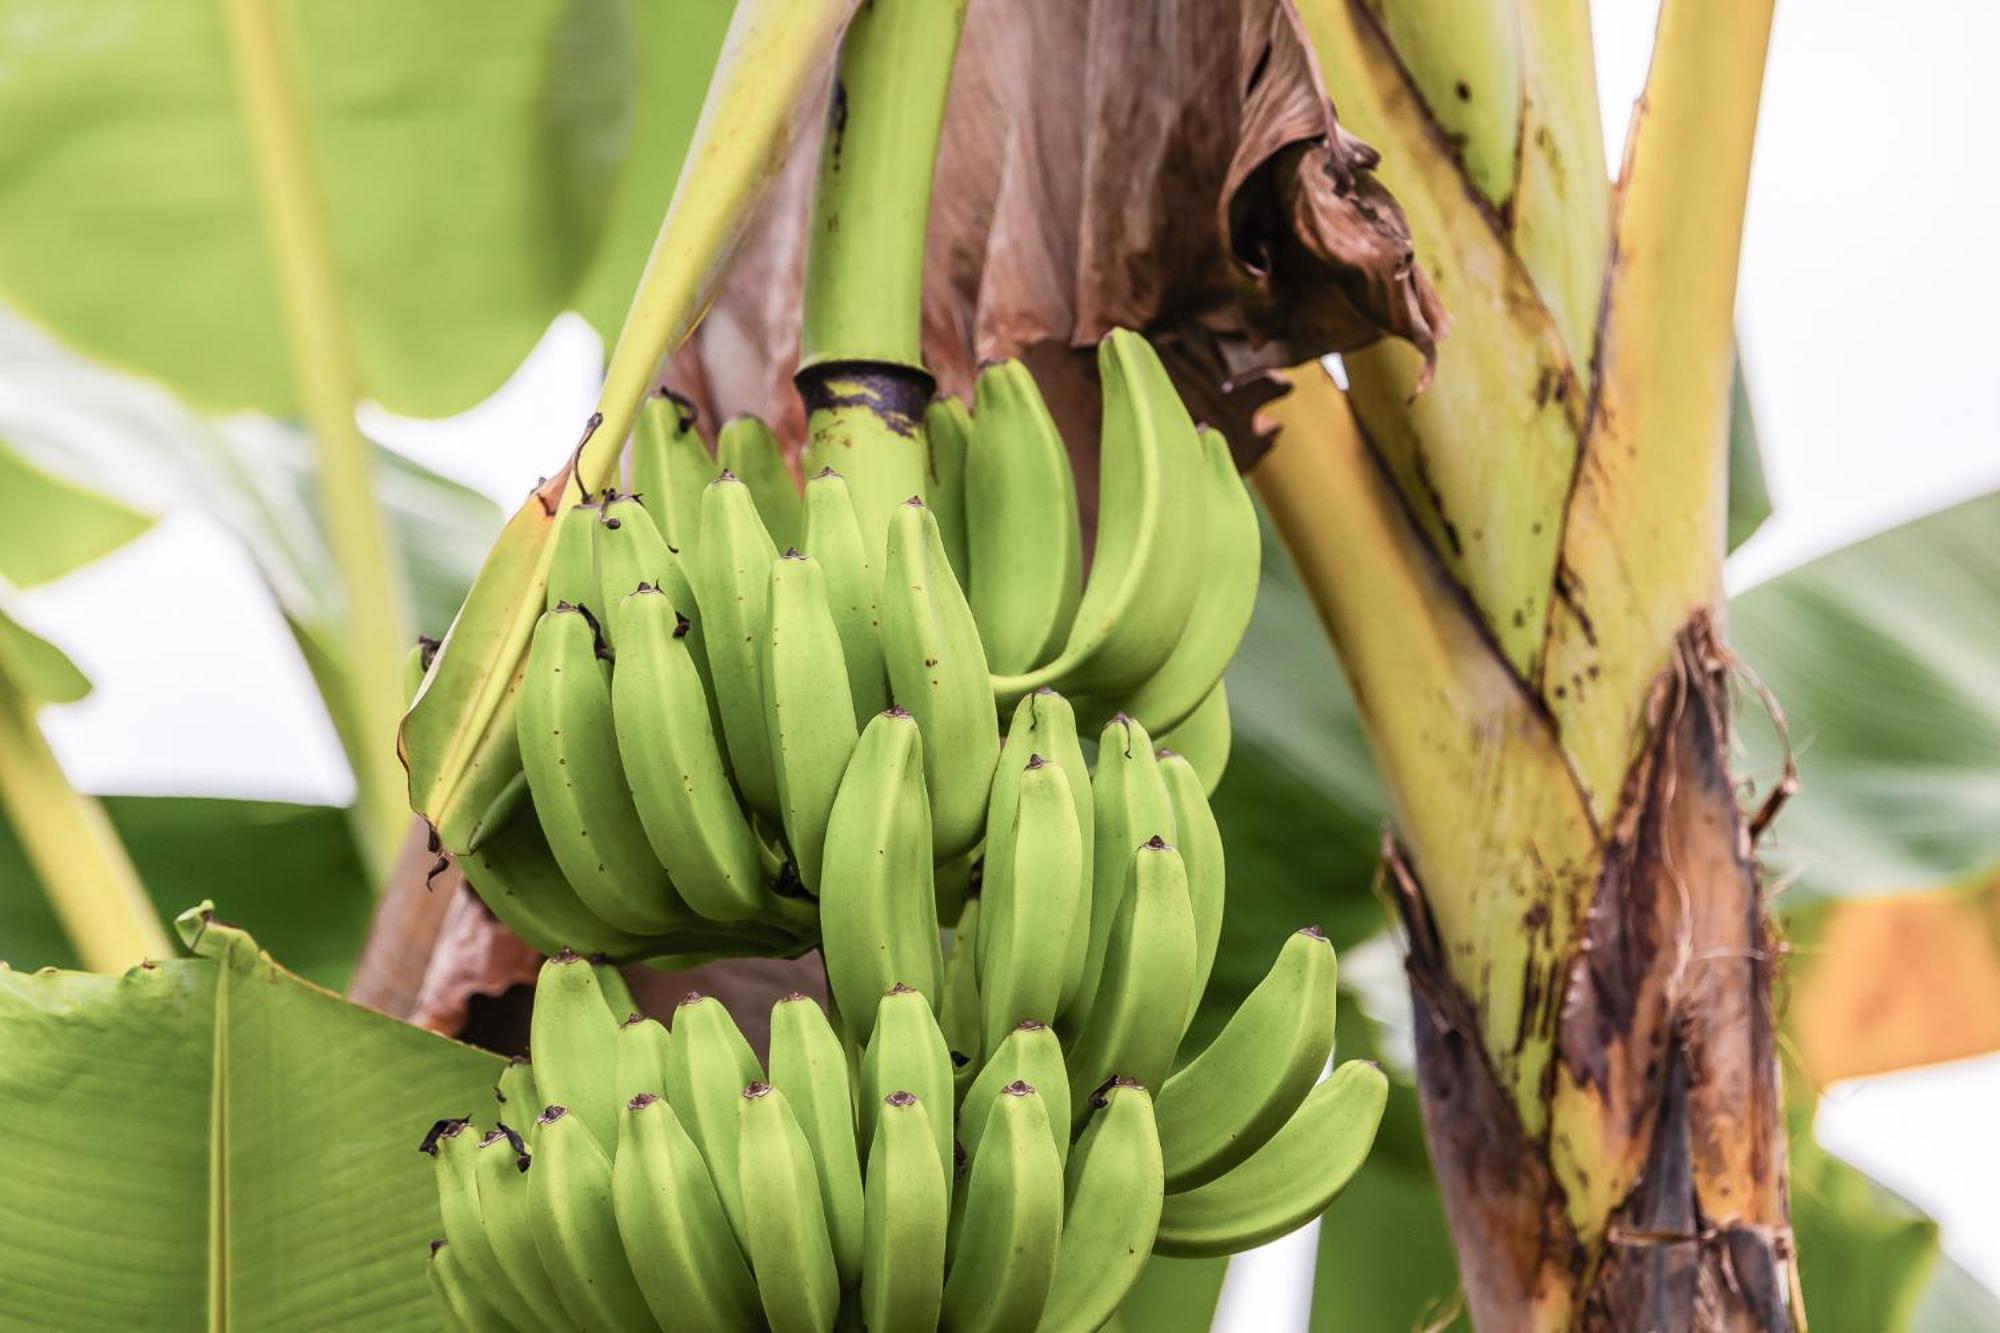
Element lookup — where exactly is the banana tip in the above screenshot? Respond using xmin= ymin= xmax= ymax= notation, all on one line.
xmin=1001 ymin=1080 xmax=1036 ymax=1097
xmin=885 ymin=1090 xmax=919 ymax=1108
xmin=627 ymin=1093 xmax=659 ymax=1111
xmin=1142 ymin=834 xmax=1173 ymax=851
xmin=743 ymin=1081 xmax=773 ymax=1100
xmin=537 ymin=1105 xmax=567 ymax=1126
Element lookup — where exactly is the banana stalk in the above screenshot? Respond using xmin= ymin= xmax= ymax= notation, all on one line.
xmin=218 ymin=0 xmax=411 ymax=881
xmin=1269 ymin=0 xmax=1785 ymax=1326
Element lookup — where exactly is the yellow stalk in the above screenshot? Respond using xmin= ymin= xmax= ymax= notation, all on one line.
xmin=0 ymin=682 xmax=169 ymax=970
xmin=219 ymin=0 xmax=409 ymax=881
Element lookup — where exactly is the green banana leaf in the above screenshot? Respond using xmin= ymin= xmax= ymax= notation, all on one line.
xmin=0 ymin=0 xmax=631 ymax=418
xmin=1727 ymin=351 xmax=1773 ymax=552
xmin=1731 ymin=491 xmax=2000 ymax=900
xmin=0 ymin=436 xmax=152 ymax=590
xmin=0 ymin=602 xmax=91 ymax=708
xmin=1106 ymin=1256 xmax=1229 ymax=1333
xmin=0 ymin=796 xmax=373 ymax=990
xmin=0 ymin=908 xmax=502 ymax=1329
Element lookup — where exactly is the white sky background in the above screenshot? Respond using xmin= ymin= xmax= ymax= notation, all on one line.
xmin=9 ymin=0 xmax=1999 ymax=1323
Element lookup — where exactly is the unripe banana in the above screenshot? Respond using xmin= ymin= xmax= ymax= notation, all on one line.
xmin=878 ymin=498 xmax=999 ymax=859
xmin=977 ymin=756 xmax=1084 ymax=1057
xmin=516 ymin=605 xmax=690 ymax=935
xmin=593 ymin=492 xmax=676 ymax=648
xmin=1154 ymin=1060 xmax=1387 ymax=1257
xmin=718 ymin=415 xmax=803 ymax=552
xmin=613 ymin=1092 xmax=763 ymax=1331
xmin=1155 ymin=927 xmax=1337 ymax=1192
xmin=471 ymin=1126 xmax=571 ymax=1331
xmin=687 ymin=471 xmax=784 ymax=818
xmin=629 ymin=388 xmax=712 ymax=549
xmin=1159 ymin=749 xmax=1225 ymax=1022
xmin=985 ymin=689 xmax=1095 ymax=1012
xmin=425 ymin=1239 xmax=490 ymax=1333
xmin=527 ymin=950 xmax=622 ymax=1153
xmin=938 ymin=895 xmax=983 ymax=1087
xmin=764 ymin=551 xmax=860 ymax=892
xmin=547 ymin=494 xmax=603 ymax=614
xmin=494 ymin=1058 xmax=540 ymax=1138
xmin=527 ymin=1105 xmax=659 ymax=1330
xmin=1070 ymin=714 xmax=1175 ymax=1027
xmin=460 ymin=796 xmax=667 ymax=964
xmin=991 ymin=330 xmax=1206 ymax=704
xmin=800 ymin=467 xmax=891 ymax=722
xmin=859 ymin=985 xmax=956 ymax=1194
xmin=1112 ymin=425 xmax=1260 ymax=734
xmin=818 ymin=710 xmax=942 ymax=1039
xmin=616 ymin=1013 xmax=673 ymax=1102
xmin=940 ymin=1082 xmax=1064 ymax=1333
xmin=663 ymin=990 xmax=765 ymax=1244
xmin=425 ymin=1121 xmax=538 ymax=1333
xmin=611 ymin=585 xmax=779 ymax=925
xmin=924 ymin=395 xmax=972 ymax=583
xmin=1041 ymin=1078 xmax=1165 ymax=1333
xmin=1064 ymin=838 xmax=1198 ymax=1115
xmin=591 ymin=957 xmax=637 ymax=1017
xmin=861 ymin=1090 xmax=949 ymax=1333
xmin=964 ymin=359 xmax=1082 ymax=674
xmin=959 ymin=1020 xmax=1069 ymax=1169
xmin=737 ymin=1081 xmax=842 ymax=1333
xmin=1155 ymin=679 xmax=1231 ymax=797
xmin=767 ymin=993 xmax=866 ymax=1292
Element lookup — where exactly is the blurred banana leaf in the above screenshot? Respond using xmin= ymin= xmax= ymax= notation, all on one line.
xmin=0 ymin=909 xmax=501 ymax=1328
xmin=0 ymin=602 xmax=91 ymax=707
xmin=0 ymin=436 xmax=152 ymax=590
xmin=1107 ymin=1256 xmax=1228 ymax=1333
xmin=0 ymin=796 xmax=373 ymax=989
xmin=1728 ymin=351 xmax=1773 ymax=551
xmin=1731 ymin=491 xmax=2000 ymax=900
xmin=0 ymin=0 xmax=635 ymax=418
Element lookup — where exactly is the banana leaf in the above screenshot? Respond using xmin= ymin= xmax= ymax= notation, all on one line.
xmin=0 ymin=0 xmax=639 ymax=418
xmin=0 ymin=437 xmax=152 ymax=591
xmin=0 ymin=908 xmax=502 ymax=1330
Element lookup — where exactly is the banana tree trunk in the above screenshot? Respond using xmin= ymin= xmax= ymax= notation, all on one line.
xmin=1259 ymin=1 xmax=1792 ymax=1327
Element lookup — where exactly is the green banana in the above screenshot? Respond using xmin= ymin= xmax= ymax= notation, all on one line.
xmin=594 ymin=492 xmax=676 ymax=648
xmin=426 ymin=1121 xmax=537 ymax=1333
xmin=985 ymin=690 xmax=1094 ymax=1013
xmin=959 ymin=1021 xmax=1070 ymax=1168
xmin=616 ymin=1013 xmax=673 ymax=1102
xmin=964 ymin=359 xmax=1082 ymax=674
xmin=613 ymin=1092 xmax=763 ymax=1331
xmin=472 ymin=1126 xmax=572 ymax=1332
xmin=687 ymin=471 xmax=784 ymax=818
xmin=1155 ymin=927 xmax=1337 ymax=1192
xmin=1112 ymin=425 xmax=1260 ymax=734
xmin=1154 ymin=680 xmax=1230 ymax=797
xmin=547 ymin=493 xmax=603 ymax=614
xmin=1154 ymin=1060 xmax=1387 ymax=1257
xmin=991 ymin=330 xmax=1206 ymax=704
xmin=663 ymin=990 xmax=765 ymax=1244
xmin=1041 ymin=1078 xmax=1165 ymax=1333
xmin=527 ymin=950 xmax=622 ymax=1153
xmin=924 ymin=395 xmax=971 ymax=583
xmin=800 ymin=468 xmax=890 ymax=722
xmin=859 ymin=985 xmax=956 ymax=1193
xmin=495 ymin=1059 xmax=539 ymax=1135
xmin=878 ymin=497 xmax=998 ymax=859
xmin=861 ymin=1090 xmax=949 ymax=1333
xmin=1159 ymin=749 xmax=1225 ymax=1023
xmin=1070 ymin=714 xmax=1175 ymax=1027
xmin=817 ymin=709 xmax=942 ymax=1038
xmin=938 ymin=895 xmax=983 ymax=1084
xmin=460 ymin=796 xmax=668 ymax=963
xmin=940 ymin=1082 xmax=1064 ymax=1333
xmin=736 ymin=1082 xmax=842 ymax=1333
xmin=1064 ymin=837 xmax=1198 ymax=1114
xmin=718 ymin=415 xmax=803 ymax=552
xmin=767 ymin=993 xmax=866 ymax=1292
xmin=425 ymin=1239 xmax=489 ymax=1333
xmin=610 ymin=584 xmax=775 ymax=923
xmin=977 ymin=755 xmax=1084 ymax=1057
xmin=527 ymin=1105 xmax=659 ymax=1330
xmin=764 ymin=551 xmax=860 ymax=892
xmin=516 ymin=605 xmax=689 ymax=936
xmin=591 ymin=958 xmax=637 ymax=1018
xmin=629 ymin=388 xmax=712 ymax=549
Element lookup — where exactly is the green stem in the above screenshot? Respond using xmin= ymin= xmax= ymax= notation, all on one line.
xmin=219 ymin=0 xmax=410 ymax=883
xmin=0 ymin=683 xmax=170 ymax=970
xmin=797 ymin=0 xmax=968 ymax=553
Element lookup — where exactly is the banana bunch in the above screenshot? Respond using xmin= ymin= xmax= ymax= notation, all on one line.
xmin=454 ymin=327 xmax=1253 ymax=965
xmin=423 ymin=951 xmax=1176 ymax=1332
